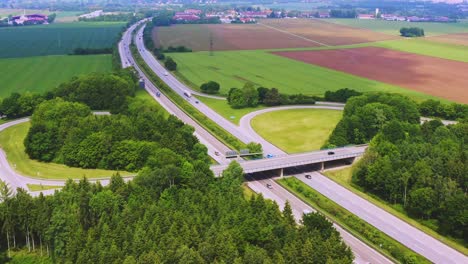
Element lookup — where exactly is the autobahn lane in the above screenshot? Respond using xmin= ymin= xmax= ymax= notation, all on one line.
xmin=296 ymin=172 xmax=468 ymax=264
xmin=127 ymin=21 xmax=395 ymax=263
xmin=120 ymin=23 xmax=232 ymax=165
xmin=247 ymin=178 xmax=393 ymax=264
xmin=134 ymin=25 xmax=287 ymax=156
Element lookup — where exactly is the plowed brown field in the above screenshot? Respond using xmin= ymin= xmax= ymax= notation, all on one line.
xmin=427 ymin=33 xmax=468 ymax=46
xmin=273 ymin=47 xmax=468 ymax=103
xmin=259 ymin=19 xmax=398 ymax=46
xmin=153 ymin=19 xmax=397 ymax=51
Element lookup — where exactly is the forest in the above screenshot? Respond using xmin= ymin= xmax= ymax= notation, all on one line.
xmin=326 ymin=92 xmax=467 ymax=243
xmin=0 ymin=162 xmax=353 ymax=263
xmin=353 ymin=120 xmax=467 ymax=242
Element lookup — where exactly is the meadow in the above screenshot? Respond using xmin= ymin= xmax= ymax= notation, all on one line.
xmin=170 ymin=50 xmax=443 ymax=101
xmin=327 ymin=19 xmax=468 ymax=36
xmin=0 ymin=55 xmax=111 ymax=98
xmin=250 ymin=108 xmax=343 ymax=153
xmin=0 ymin=22 xmax=125 ymax=58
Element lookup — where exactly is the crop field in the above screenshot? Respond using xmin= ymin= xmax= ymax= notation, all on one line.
xmin=170 ymin=50 xmax=442 ymax=101
xmin=153 ymin=19 xmax=396 ymax=51
xmin=426 ymin=33 xmax=468 ymax=46
xmin=373 ymin=38 xmax=468 ymax=62
xmin=327 ymin=19 xmax=468 ymax=36
xmin=153 ymin=24 xmax=317 ymax=51
xmin=258 ymin=19 xmax=397 ymax=45
xmin=0 ymin=22 xmax=125 ymax=58
xmin=0 ymin=55 xmax=111 ymax=98
xmin=273 ymin=47 xmax=468 ymax=103
xmin=251 ymin=109 xmax=343 ymax=153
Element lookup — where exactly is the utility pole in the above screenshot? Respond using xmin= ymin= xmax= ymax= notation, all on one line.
xmin=209 ymin=32 xmax=213 ymax=56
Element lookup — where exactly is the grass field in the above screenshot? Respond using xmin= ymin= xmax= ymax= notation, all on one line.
xmin=197 ymin=96 xmax=267 ymax=124
xmin=327 ymin=19 xmax=468 ymax=36
xmin=323 ymin=166 xmax=468 ymax=254
xmin=171 ymin=50 xmax=443 ymax=101
xmin=251 ymin=109 xmax=342 ymax=153
xmin=0 ymin=122 xmax=132 ymax=180
xmin=374 ymin=38 xmax=468 ymax=62
xmin=0 ymin=22 xmax=125 ymax=58
xmin=0 ymin=54 xmax=112 ymax=98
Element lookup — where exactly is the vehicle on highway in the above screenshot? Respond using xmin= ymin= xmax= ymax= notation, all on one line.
xmin=214 ymin=151 xmax=220 ymax=156
xmin=305 ymin=174 xmax=312 ymax=179
xmin=163 ymin=71 xmax=169 ymax=76
xmin=266 ymin=154 xmax=274 ymax=158
xmin=183 ymin=90 xmax=192 ymax=98
xmin=156 ymin=92 xmax=161 ymax=97
xmin=327 ymin=151 xmax=335 ymax=155
xmin=195 ymin=100 xmax=199 ymax=104
xmin=266 ymin=183 xmax=272 ymax=189
xmin=139 ymin=79 xmax=145 ymax=88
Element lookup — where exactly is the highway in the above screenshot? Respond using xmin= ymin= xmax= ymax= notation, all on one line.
xmin=295 ymin=172 xmax=468 ymax=264
xmin=130 ymin=21 xmax=468 ymax=264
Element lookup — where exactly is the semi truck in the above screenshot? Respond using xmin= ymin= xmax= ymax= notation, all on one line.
xmin=138 ymin=79 xmax=145 ymax=88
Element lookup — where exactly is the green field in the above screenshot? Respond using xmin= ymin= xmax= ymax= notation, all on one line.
xmin=171 ymin=50 xmax=441 ymax=101
xmin=373 ymin=38 xmax=468 ymax=62
xmin=251 ymin=109 xmax=342 ymax=153
xmin=27 ymin=184 xmax=61 ymax=192
xmin=0 ymin=22 xmax=125 ymax=58
xmin=0 ymin=121 xmax=132 ymax=180
xmin=327 ymin=19 xmax=468 ymax=36
xmin=0 ymin=54 xmax=112 ymax=98
xmin=197 ymin=96 xmax=267 ymax=124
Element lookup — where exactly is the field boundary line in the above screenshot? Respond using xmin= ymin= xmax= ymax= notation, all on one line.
xmin=258 ymin=22 xmax=330 ymax=47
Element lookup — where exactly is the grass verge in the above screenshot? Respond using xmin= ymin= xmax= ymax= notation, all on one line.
xmin=27 ymin=184 xmax=62 ymax=192
xmin=0 ymin=122 xmax=133 ymax=180
xmin=277 ymin=177 xmax=430 ymax=264
xmin=7 ymin=249 xmax=52 ymax=264
xmin=323 ymin=166 xmax=468 ymax=255
xmin=131 ymin=45 xmax=247 ymax=151
xmin=251 ymin=108 xmax=342 ymax=153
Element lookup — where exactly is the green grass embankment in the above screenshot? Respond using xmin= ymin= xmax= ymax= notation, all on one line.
xmin=277 ymin=177 xmax=430 ymax=264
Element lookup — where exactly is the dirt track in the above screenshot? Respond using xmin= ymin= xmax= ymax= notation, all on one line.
xmin=274 ymin=47 xmax=468 ymax=103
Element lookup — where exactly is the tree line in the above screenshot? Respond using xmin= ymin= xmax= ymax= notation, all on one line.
xmin=0 ymin=160 xmax=353 ymax=263
xmin=227 ymin=83 xmax=316 ymax=109
xmin=419 ymin=99 xmax=468 ymax=121
xmin=0 ymin=69 xmax=137 ymax=119
xmin=400 ymin=27 xmax=425 ymax=37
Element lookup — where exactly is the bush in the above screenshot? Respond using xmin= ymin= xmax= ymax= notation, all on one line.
xmin=400 ymin=27 xmax=425 ymax=37
xmin=324 ymin=88 xmax=362 ymax=103
xmin=200 ymin=81 xmax=220 ymax=94
xmin=164 ymin=56 xmax=177 ymax=71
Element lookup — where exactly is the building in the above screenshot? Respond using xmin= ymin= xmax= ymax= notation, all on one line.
xmin=240 ymin=11 xmax=270 ymax=18
xmin=358 ymin=14 xmax=375 ymax=19
xmin=173 ymin=12 xmax=200 ymax=21
xmin=318 ymin=12 xmax=330 ymax=18
xmin=184 ymin=9 xmax=202 ymax=15
xmin=79 ymin=10 xmax=103 ymax=19
xmin=9 ymin=13 xmax=48 ymax=25
xmin=381 ymin=14 xmax=406 ymax=21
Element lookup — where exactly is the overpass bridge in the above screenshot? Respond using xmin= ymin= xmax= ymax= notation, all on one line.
xmin=211 ymin=145 xmax=367 ymax=176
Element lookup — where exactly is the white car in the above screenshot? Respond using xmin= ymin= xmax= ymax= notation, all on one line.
xmin=163 ymin=72 xmax=169 ymax=76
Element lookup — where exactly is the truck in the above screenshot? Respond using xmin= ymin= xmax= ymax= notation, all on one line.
xmin=183 ymin=90 xmax=192 ymax=98
xmin=138 ymin=79 xmax=145 ymax=88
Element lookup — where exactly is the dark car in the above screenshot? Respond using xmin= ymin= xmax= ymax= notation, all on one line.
xmin=305 ymin=174 xmax=312 ymax=179
xmin=266 ymin=184 xmax=272 ymax=189
xmin=327 ymin=151 xmax=335 ymax=155
xmin=195 ymin=100 xmax=199 ymax=104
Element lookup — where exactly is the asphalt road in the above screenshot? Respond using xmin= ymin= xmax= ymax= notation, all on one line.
xmin=247 ymin=178 xmax=393 ymax=264
xmin=295 ymin=172 xmax=468 ymax=264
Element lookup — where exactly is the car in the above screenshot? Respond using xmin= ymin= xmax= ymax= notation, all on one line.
xmin=266 ymin=184 xmax=272 ymax=189
xmin=327 ymin=151 xmax=335 ymax=155
xmin=163 ymin=72 xmax=169 ymax=76
xmin=214 ymin=151 xmax=220 ymax=156
xmin=266 ymin=154 xmax=274 ymax=158
xmin=305 ymin=174 xmax=312 ymax=179
xmin=195 ymin=100 xmax=199 ymax=104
